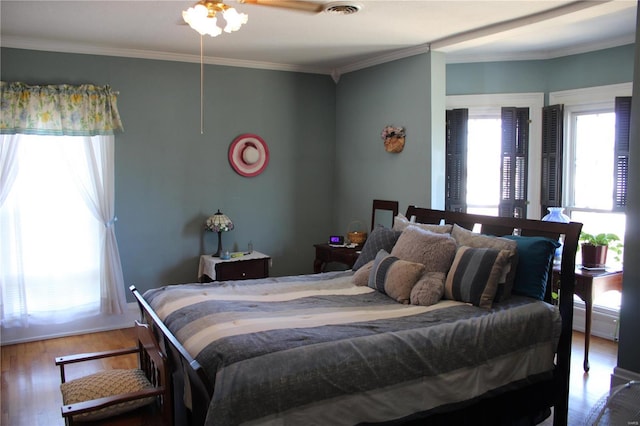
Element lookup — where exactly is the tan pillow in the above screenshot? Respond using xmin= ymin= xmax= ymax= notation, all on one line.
xmin=352 ymin=260 xmax=373 ymax=286
xmin=410 ymin=272 xmax=446 ymax=306
xmin=393 ymin=213 xmax=453 ymax=234
xmin=450 ymin=224 xmax=518 ymax=301
xmin=391 ymin=225 xmax=457 ymax=273
xmin=368 ymin=250 xmax=425 ymax=304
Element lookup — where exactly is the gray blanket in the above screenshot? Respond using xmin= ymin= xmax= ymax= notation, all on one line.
xmin=144 ymin=271 xmax=561 ymax=425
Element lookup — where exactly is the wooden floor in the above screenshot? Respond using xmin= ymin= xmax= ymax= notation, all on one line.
xmin=1 ymin=329 xmax=618 ymax=426
xmin=540 ymin=332 xmax=619 ymax=425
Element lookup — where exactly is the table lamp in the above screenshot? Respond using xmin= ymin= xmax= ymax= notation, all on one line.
xmin=205 ymin=209 xmax=234 ymax=257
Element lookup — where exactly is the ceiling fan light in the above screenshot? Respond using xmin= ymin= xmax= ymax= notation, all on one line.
xmin=222 ymin=7 xmax=248 ymax=33
xmin=183 ymin=6 xmax=223 ymax=37
xmin=194 ymin=3 xmax=209 ymax=16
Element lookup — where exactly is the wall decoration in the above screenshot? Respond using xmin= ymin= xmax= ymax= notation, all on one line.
xmin=228 ymin=133 xmax=269 ymax=177
xmin=381 ymin=125 xmax=406 ymax=153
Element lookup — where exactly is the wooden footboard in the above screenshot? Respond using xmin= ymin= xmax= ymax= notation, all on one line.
xmin=131 ymin=207 xmax=582 ymax=426
xmin=130 ymin=285 xmax=212 ymax=426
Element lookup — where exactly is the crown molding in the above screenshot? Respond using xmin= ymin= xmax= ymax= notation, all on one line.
xmin=443 ymin=34 xmax=636 ymax=65
xmin=2 ymin=32 xmax=635 ymax=81
xmin=330 ymin=43 xmax=431 ymax=81
xmin=0 ymin=35 xmax=332 ymax=76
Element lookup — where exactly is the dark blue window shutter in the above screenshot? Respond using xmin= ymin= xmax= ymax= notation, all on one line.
xmin=446 ymin=109 xmax=468 ymax=213
xmin=614 ymin=96 xmax=631 ymax=212
xmin=500 ymin=107 xmax=529 ymax=218
xmin=541 ymin=104 xmax=564 ymax=217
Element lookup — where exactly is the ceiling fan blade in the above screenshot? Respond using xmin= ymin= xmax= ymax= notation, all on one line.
xmin=239 ymin=0 xmax=324 ymax=13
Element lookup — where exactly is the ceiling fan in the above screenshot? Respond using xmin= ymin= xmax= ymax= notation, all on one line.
xmin=238 ymin=0 xmax=325 ymax=14
xmin=179 ymin=0 xmax=361 ymax=33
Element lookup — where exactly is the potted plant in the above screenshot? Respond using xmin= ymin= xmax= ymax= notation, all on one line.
xmin=579 ymin=231 xmax=623 ymax=268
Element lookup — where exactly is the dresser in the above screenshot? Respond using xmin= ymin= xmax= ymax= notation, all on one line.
xmin=198 ymin=251 xmax=271 ymax=282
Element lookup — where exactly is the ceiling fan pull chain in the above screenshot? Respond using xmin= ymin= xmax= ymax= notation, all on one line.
xmin=200 ymin=34 xmax=204 ymax=135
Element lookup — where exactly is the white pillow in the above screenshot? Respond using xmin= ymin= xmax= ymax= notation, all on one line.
xmin=393 ymin=213 xmax=453 ymax=234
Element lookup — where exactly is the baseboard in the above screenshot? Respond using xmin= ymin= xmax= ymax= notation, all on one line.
xmin=0 ymin=302 xmax=139 ymax=346
xmin=572 ymin=302 xmax=619 ymax=341
xmin=611 ymin=367 xmax=640 ymax=387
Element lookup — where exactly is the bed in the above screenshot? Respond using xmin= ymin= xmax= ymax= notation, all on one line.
xmin=131 ymin=206 xmax=582 ymax=426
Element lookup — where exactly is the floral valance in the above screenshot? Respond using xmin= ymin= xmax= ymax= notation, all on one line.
xmin=0 ymin=82 xmax=124 ymax=136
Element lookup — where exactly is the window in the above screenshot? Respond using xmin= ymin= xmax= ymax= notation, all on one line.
xmin=466 ymin=117 xmax=501 ymax=216
xmin=548 ymin=83 xmax=632 ymax=311
xmin=1 ymin=82 xmax=126 ymax=338
xmin=445 ymin=93 xmax=543 ymax=218
xmin=567 ymin=110 xmax=626 ymax=249
xmin=1 ymin=135 xmax=105 ymax=326
xmin=548 ymin=83 xmax=631 ymax=248
xmin=446 ymin=107 xmax=529 ymax=217
xmin=572 ymin=112 xmax=616 ymax=209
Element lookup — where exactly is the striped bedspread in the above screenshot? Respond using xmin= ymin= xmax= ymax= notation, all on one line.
xmin=144 ymin=271 xmax=561 ymax=426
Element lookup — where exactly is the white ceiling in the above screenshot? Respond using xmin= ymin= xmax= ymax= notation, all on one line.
xmin=1 ymin=0 xmax=637 ymax=79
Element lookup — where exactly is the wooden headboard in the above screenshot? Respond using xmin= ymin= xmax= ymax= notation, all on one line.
xmin=405 ymin=206 xmax=582 ymax=425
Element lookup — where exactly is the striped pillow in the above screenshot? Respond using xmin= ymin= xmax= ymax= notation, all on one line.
xmin=451 ymin=224 xmax=518 ymax=301
xmin=368 ymin=250 xmax=425 ymax=304
xmin=445 ymin=246 xmax=513 ymax=309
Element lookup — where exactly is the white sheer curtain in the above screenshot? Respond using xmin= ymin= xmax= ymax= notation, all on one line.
xmin=0 ymin=135 xmax=126 ymax=326
xmin=0 ymin=134 xmax=19 ymax=206
xmin=0 ymin=134 xmax=25 ymax=325
xmin=66 ymin=135 xmax=126 ymax=314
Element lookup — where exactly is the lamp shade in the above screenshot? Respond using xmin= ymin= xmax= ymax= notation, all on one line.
xmin=205 ymin=210 xmax=234 ymax=233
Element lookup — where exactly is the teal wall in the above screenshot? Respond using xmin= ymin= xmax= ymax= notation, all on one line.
xmin=546 ymin=45 xmax=635 ymax=92
xmin=1 ymin=48 xmax=337 ymax=297
xmin=334 ymin=53 xmax=445 ymax=234
xmin=447 ymin=44 xmax=635 ymax=99
xmin=447 ymin=59 xmax=549 ymax=95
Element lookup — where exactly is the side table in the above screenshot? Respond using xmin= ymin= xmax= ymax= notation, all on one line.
xmin=553 ymin=265 xmax=623 ymax=372
xmin=198 ymin=251 xmax=270 ymax=282
xmin=313 ymin=244 xmax=360 ymax=273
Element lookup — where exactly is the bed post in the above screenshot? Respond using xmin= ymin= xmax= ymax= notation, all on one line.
xmin=554 ymin=221 xmax=581 ymax=426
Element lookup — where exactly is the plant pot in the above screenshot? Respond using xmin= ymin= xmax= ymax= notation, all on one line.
xmin=581 ymin=244 xmax=608 ymax=268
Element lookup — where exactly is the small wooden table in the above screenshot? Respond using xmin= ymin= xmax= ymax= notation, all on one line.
xmin=313 ymin=244 xmax=360 ymax=273
xmin=553 ymin=265 xmax=623 ymax=372
xmin=198 ymin=251 xmax=270 ymax=282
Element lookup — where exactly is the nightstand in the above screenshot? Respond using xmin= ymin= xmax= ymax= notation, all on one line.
xmin=198 ymin=251 xmax=270 ymax=282
xmin=552 ymin=265 xmax=623 ymax=372
xmin=313 ymin=244 xmax=360 ymax=273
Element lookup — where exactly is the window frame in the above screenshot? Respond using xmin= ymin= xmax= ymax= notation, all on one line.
xmin=566 ymin=107 xmax=615 ymax=211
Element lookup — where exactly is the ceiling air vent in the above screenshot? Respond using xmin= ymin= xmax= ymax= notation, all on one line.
xmin=324 ymin=2 xmax=361 ymax=15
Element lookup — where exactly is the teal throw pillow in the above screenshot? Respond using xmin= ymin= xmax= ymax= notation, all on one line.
xmin=503 ymin=235 xmax=560 ymax=300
